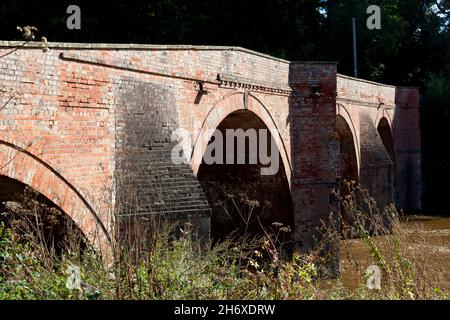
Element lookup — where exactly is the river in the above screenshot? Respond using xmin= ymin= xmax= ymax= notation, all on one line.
xmin=340 ymin=215 xmax=450 ymax=295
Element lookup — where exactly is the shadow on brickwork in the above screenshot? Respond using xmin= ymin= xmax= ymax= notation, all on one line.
xmin=114 ymin=78 xmax=211 ymax=244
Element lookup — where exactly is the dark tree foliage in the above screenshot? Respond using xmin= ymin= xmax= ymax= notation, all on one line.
xmin=1 ymin=0 xmax=447 ymax=84
xmin=0 ymin=0 xmax=449 ymax=213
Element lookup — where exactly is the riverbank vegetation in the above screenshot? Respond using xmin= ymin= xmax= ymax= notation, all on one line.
xmin=0 ymin=183 xmax=447 ymax=300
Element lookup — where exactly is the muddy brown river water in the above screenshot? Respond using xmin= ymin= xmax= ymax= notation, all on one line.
xmin=340 ymin=215 xmax=450 ymax=294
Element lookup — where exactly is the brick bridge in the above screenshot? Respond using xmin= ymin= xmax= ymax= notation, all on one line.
xmin=0 ymin=41 xmax=421 ymax=253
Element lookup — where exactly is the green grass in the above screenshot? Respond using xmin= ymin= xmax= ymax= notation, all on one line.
xmin=0 ymin=182 xmax=448 ymax=300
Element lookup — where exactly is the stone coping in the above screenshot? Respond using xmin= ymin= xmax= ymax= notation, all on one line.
xmin=338 ymin=74 xmax=397 ymax=89
xmin=0 ymin=40 xmax=338 ymax=65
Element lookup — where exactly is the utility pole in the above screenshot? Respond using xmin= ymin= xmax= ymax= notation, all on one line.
xmin=352 ymin=17 xmax=358 ymax=78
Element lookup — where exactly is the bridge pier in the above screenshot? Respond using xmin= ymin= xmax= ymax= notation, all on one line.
xmin=288 ymin=62 xmax=340 ymax=273
xmin=394 ymin=87 xmax=422 ymax=212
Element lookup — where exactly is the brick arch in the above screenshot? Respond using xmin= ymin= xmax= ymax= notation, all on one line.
xmin=190 ymin=91 xmax=293 ymax=185
xmin=375 ymin=107 xmax=394 ymax=130
xmin=0 ymin=139 xmax=111 ymax=252
xmin=336 ymin=103 xmax=361 ymax=173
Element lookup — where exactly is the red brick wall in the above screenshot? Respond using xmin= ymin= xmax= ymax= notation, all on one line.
xmin=0 ymin=41 xmax=421 ymax=255
xmin=0 ymin=42 xmax=297 ymax=250
xmin=0 ymin=45 xmax=115 ymax=252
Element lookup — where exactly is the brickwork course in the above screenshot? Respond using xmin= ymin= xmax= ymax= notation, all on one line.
xmin=0 ymin=41 xmax=421 ymax=254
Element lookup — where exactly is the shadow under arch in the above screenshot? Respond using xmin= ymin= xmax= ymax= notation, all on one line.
xmin=196 ymin=108 xmax=294 ymax=249
xmin=0 ymin=174 xmax=87 ymax=253
xmin=377 ymin=116 xmax=397 ymax=202
xmin=336 ymin=114 xmax=359 ymax=183
xmin=0 ymin=140 xmax=111 ymax=250
xmin=190 ymin=91 xmax=293 ymax=188
xmin=336 ymin=114 xmax=361 ymax=239
xmin=375 ymin=107 xmax=394 ymax=132
xmin=336 ymin=103 xmax=360 ymax=174
xmin=377 ymin=117 xmax=396 ymax=165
